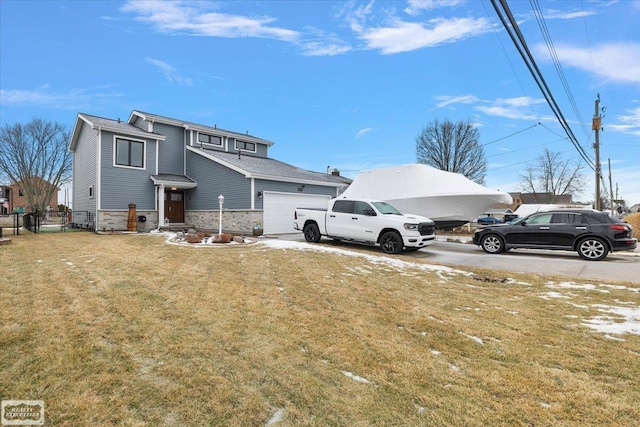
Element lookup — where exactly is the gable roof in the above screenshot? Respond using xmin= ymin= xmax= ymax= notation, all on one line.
xmin=130 ymin=110 xmax=274 ymax=147
xmin=69 ymin=113 xmax=165 ymax=151
xmin=188 ymin=146 xmax=351 ymax=188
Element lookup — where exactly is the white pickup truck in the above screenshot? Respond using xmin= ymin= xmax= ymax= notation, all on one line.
xmin=293 ymin=198 xmax=436 ymax=254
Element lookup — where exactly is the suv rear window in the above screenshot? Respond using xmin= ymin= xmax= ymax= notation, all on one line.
xmin=581 ymin=212 xmax=615 ymax=225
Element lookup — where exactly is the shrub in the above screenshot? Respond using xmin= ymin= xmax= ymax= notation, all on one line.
xmin=623 ymin=213 xmax=640 ymax=240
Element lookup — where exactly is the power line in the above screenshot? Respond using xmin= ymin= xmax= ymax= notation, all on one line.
xmin=481 ymin=123 xmax=539 ymax=147
xmin=489 ymin=0 xmax=596 ymax=171
xmin=481 ymin=1 xmax=541 ymax=122
xmin=530 ymin=0 xmax=590 ymax=138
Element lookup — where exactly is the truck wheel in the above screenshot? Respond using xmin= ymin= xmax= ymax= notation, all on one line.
xmin=380 ymin=231 xmax=403 ymax=254
xmin=303 ymin=223 xmax=321 ymax=243
xmin=577 ymin=237 xmax=608 ymax=261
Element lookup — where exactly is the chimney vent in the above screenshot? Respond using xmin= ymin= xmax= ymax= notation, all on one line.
xmin=331 ymin=169 xmax=340 ymax=176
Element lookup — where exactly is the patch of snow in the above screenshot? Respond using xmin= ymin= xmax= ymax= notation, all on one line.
xmin=582 ymin=305 xmax=640 ymax=335
xmin=539 ymin=292 xmax=571 ymax=300
xmin=259 ymin=239 xmax=473 ymax=279
xmin=430 ymin=349 xmax=441 ymax=356
xmin=342 ymin=371 xmax=371 ymax=384
xmin=546 ymin=281 xmax=597 ymax=290
xmin=462 ymin=333 xmax=484 ymax=345
xmin=265 ymin=408 xmax=285 ymax=426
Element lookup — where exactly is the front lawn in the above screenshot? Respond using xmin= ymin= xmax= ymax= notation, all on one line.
xmin=1 ymin=232 xmax=638 ymax=426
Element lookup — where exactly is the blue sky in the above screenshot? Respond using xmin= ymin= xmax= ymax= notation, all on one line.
xmin=1 ymin=0 xmax=639 ymax=205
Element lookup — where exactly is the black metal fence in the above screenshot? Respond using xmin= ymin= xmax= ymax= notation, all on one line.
xmin=0 ymin=210 xmax=94 ymax=235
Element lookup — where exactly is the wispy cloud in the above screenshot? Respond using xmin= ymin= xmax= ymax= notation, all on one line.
xmin=122 ymin=0 xmax=495 ymax=57
xmin=431 ymin=94 xmax=479 ymax=111
xmin=475 ymin=97 xmax=546 ymax=120
xmin=145 ymin=58 xmax=193 ymax=86
xmin=404 ymin=0 xmax=464 ymax=16
xmin=356 ymin=127 xmax=374 ymax=138
xmin=533 ymin=42 xmax=640 ymax=84
xmin=0 ymin=85 xmax=123 ymax=110
xmin=299 ymin=27 xmax=352 ymax=56
xmin=607 ymin=106 xmax=640 ymax=136
xmin=542 ymin=8 xmax=598 ymax=20
xmin=121 ymin=0 xmax=299 ymax=41
xmin=356 ymin=16 xmax=492 ymax=54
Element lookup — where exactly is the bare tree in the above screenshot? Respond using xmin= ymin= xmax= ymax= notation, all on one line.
xmin=519 ymin=148 xmax=586 ymax=203
xmin=0 ymin=118 xmax=71 ymax=214
xmin=415 ymin=118 xmax=487 ymax=185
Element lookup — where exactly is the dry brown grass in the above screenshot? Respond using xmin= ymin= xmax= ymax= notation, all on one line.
xmin=624 ymin=212 xmax=640 ymax=240
xmin=1 ymin=232 xmax=639 ymax=426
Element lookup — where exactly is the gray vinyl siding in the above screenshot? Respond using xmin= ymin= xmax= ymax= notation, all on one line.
xmin=154 ymin=122 xmax=185 ymax=175
xmin=186 ymin=150 xmax=250 ymax=210
xmin=130 ymin=115 xmax=147 ymax=131
xmin=99 ymin=130 xmax=157 ymax=210
xmin=229 ymin=137 xmax=268 ymax=157
xmin=71 ymin=122 xmax=98 ymax=214
xmin=253 ymin=180 xmax=337 ymax=210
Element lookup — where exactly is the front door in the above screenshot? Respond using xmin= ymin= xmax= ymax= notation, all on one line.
xmin=165 ymin=190 xmax=184 ymax=223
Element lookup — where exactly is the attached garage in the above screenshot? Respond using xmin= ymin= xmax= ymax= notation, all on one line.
xmin=263 ymin=191 xmax=331 ymax=234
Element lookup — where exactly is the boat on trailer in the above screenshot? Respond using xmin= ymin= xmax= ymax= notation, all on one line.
xmin=339 ymin=164 xmax=513 ymax=229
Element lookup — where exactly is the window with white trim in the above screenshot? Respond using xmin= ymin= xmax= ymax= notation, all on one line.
xmin=235 ymin=140 xmax=256 ymax=152
xmin=115 ymin=137 xmax=145 ymax=168
xmin=198 ymin=133 xmax=222 ymax=146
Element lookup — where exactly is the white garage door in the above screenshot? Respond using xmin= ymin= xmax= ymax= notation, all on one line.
xmin=263 ymin=191 xmax=331 ymax=234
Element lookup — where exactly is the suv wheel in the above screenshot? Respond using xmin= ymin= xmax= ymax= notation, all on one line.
xmin=480 ymin=234 xmax=504 ymax=254
xmin=577 ymin=237 xmax=608 ymax=261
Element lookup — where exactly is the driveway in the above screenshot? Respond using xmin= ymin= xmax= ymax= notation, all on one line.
xmin=269 ymin=232 xmax=640 ymax=284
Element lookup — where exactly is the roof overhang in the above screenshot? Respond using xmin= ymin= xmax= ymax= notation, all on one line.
xmin=150 ymin=175 xmax=198 ymax=189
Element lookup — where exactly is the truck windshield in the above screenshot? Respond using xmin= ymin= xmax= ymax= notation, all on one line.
xmin=372 ymin=201 xmax=402 ymax=215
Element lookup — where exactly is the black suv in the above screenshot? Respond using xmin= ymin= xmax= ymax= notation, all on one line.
xmin=472 ymin=210 xmax=637 ymax=261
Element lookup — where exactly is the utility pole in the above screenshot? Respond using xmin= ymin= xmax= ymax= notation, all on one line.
xmin=592 ymin=95 xmax=602 ymax=210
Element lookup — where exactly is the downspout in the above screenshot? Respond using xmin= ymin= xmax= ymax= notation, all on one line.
xmin=250 ymin=178 xmax=255 ymax=210
xmin=96 ymin=128 xmax=102 ymax=231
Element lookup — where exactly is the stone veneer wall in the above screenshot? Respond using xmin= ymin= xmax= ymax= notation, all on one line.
xmin=97 ymin=209 xmax=261 ymax=234
xmin=185 ymin=210 xmax=263 ymax=234
xmin=98 ymin=210 xmax=158 ymax=232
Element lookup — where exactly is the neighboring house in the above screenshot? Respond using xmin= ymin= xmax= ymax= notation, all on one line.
xmin=504 ymin=192 xmax=573 ymax=212
xmin=0 ymin=179 xmax=59 ymax=214
xmin=68 ymin=111 xmax=350 ymax=234
xmin=0 ymin=185 xmax=9 ymax=215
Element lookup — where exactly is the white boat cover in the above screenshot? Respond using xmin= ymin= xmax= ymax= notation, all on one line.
xmin=340 ymin=164 xmax=513 ymax=224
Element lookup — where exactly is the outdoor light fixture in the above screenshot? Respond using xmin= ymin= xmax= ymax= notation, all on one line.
xmin=257 ymin=191 xmax=263 ymax=198
xmin=218 ymin=194 xmax=224 ymax=235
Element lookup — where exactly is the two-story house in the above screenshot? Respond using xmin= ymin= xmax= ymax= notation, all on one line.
xmin=68 ymin=111 xmax=350 ymax=234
